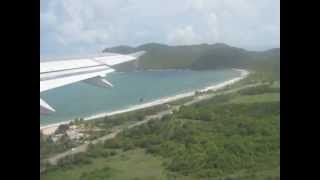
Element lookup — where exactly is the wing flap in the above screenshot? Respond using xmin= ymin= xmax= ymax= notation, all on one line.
xmin=83 ymin=77 xmax=113 ymax=88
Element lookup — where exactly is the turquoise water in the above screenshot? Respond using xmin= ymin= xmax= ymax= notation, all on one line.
xmin=40 ymin=69 xmax=240 ymax=125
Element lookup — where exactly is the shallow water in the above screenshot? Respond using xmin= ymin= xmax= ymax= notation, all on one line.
xmin=40 ymin=69 xmax=240 ymax=125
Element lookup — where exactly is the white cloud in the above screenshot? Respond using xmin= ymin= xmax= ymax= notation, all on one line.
xmin=206 ymin=12 xmax=220 ymax=42
xmin=40 ymin=12 xmax=57 ymax=28
xmin=41 ymin=0 xmax=280 ymax=56
xmin=167 ymin=26 xmax=200 ymax=45
xmin=188 ymin=0 xmax=205 ymax=11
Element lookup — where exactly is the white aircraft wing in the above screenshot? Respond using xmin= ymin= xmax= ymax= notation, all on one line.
xmin=40 ymin=51 xmax=145 ymax=113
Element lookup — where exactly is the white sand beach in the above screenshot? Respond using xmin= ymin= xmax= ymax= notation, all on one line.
xmin=40 ymin=69 xmax=249 ymax=135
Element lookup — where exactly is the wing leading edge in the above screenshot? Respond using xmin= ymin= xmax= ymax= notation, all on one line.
xmin=40 ymin=51 xmax=146 ymax=113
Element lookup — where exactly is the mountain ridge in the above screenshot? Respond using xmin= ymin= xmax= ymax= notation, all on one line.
xmin=102 ymin=43 xmax=279 ymax=71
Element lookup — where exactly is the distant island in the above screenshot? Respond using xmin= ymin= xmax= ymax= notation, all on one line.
xmin=103 ymin=43 xmax=279 ymax=73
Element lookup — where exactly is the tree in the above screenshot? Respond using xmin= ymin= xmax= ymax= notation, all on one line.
xmin=55 ymin=124 xmax=70 ymax=134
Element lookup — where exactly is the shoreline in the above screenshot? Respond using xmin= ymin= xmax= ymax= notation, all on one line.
xmin=40 ymin=69 xmax=249 ymax=135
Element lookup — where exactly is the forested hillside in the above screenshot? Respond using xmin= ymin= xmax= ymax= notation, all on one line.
xmin=103 ymin=43 xmax=280 ymax=72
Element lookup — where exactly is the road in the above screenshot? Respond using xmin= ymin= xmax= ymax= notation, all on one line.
xmin=46 ymin=82 xmax=265 ymax=165
xmin=47 ymin=108 xmax=176 ymax=165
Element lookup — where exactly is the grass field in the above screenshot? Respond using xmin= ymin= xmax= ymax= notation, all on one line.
xmin=42 ymin=149 xmax=169 ymax=180
xmin=228 ymin=93 xmax=280 ymax=104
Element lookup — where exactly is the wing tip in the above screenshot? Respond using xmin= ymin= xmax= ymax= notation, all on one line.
xmin=40 ymin=99 xmax=56 ymax=114
xmin=129 ymin=51 xmax=146 ymax=58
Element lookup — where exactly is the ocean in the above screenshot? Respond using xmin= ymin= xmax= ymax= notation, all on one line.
xmin=40 ymin=69 xmax=240 ymax=126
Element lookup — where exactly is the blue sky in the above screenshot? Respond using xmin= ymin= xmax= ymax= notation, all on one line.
xmin=40 ymin=0 xmax=280 ymax=57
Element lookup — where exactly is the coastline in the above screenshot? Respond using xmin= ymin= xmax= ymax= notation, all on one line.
xmin=40 ymin=69 xmax=249 ymax=135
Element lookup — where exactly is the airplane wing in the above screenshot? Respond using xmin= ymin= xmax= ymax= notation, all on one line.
xmin=40 ymin=51 xmax=145 ymax=113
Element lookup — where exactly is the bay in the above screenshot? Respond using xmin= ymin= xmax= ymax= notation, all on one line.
xmin=40 ymin=69 xmax=240 ymax=126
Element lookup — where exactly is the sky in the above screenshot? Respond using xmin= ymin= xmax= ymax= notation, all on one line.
xmin=40 ymin=0 xmax=280 ymax=57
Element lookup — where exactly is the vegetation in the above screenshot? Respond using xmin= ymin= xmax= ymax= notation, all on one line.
xmin=83 ymin=104 xmax=169 ymax=133
xmin=229 ymin=93 xmax=280 ymax=104
xmin=103 ymin=43 xmax=279 ymax=72
xmin=40 ymin=131 xmax=74 ymax=160
xmin=55 ymin=124 xmax=70 ymax=134
xmin=40 ymin=104 xmax=169 ymax=168
xmin=41 ymin=149 xmax=171 ymax=180
xmin=111 ymin=90 xmax=279 ymax=178
xmin=41 ymin=80 xmax=280 ymax=180
xmin=79 ymin=167 xmax=113 ymax=180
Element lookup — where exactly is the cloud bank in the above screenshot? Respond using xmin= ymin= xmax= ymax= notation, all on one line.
xmin=41 ymin=0 xmax=280 ymax=56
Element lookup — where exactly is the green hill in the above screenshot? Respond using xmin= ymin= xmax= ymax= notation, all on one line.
xmin=102 ymin=43 xmax=280 ymax=71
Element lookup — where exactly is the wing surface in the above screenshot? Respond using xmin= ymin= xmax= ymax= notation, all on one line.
xmin=40 ymin=51 xmax=146 ymax=113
